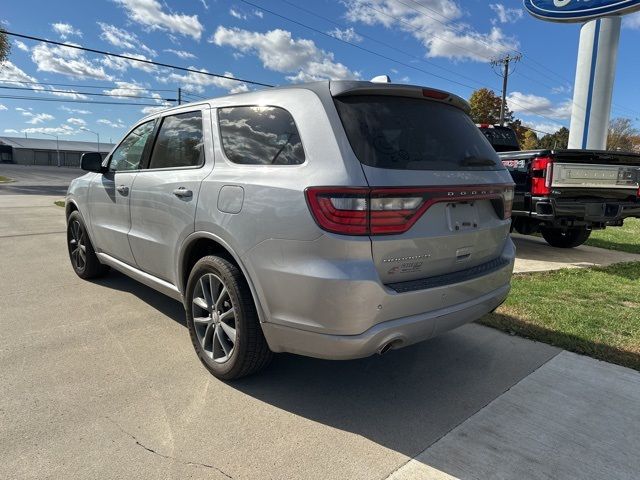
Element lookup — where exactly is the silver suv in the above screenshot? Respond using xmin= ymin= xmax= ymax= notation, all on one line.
xmin=66 ymin=80 xmax=515 ymax=380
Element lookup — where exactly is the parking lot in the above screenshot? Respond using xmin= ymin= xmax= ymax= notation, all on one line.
xmin=1 ymin=165 xmax=639 ymax=480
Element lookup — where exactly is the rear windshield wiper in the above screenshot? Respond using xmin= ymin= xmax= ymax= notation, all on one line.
xmin=460 ymin=156 xmax=497 ymax=167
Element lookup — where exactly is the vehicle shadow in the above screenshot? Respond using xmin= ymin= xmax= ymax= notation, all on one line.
xmin=0 ymin=184 xmax=70 ymax=196
xmin=93 ymin=270 xmax=559 ymax=458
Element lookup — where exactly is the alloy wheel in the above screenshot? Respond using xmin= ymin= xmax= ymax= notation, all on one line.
xmin=69 ymin=220 xmax=87 ymax=271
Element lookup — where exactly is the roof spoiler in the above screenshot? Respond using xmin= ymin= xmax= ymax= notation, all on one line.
xmin=329 ymin=81 xmax=470 ymax=114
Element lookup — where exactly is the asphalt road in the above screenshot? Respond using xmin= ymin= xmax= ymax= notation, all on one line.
xmin=0 ymin=164 xmax=83 ymax=196
xmin=0 ymin=172 xmax=565 ymax=479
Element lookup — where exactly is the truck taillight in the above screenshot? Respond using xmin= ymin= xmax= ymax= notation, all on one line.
xmin=531 ymin=156 xmax=553 ymax=196
xmin=306 ymin=185 xmax=513 ymax=236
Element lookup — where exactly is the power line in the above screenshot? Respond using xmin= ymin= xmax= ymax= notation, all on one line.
xmin=0 ymin=85 xmax=176 ymax=101
xmin=0 ymin=94 xmax=163 ymax=106
xmin=0 ymin=29 xmax=275 ymax=88
xmin=277 ymin=0 xmax=493 ymax=91
xmin=0 ymin=78 xmax=175 ymax=92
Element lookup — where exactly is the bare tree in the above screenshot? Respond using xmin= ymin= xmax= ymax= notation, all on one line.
xmin=607 ymin=117 xmax=639 ymax=151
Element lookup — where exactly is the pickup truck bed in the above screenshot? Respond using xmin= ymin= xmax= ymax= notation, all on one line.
xmin=499 ymin=149 xmax=640 ymax=247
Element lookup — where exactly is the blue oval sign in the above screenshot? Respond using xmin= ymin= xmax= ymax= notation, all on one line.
xmin=524 ymin=0 xmax=640 ymax=22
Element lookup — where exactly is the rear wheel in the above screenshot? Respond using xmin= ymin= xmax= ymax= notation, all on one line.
xmin=541 ymin=226 xmax=591 ymax=248
xmin=67 ymin=211 xmax=109 ymax=279
xmin=185 ymin=255 xmax=272 ymax=380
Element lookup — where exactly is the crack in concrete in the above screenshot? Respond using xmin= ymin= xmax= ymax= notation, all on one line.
xmin=104 ymin=416 xmax=233 ymax=478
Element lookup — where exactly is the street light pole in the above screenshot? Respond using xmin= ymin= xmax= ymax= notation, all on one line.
xmin=41 ymin=132 xmax=60 ymax=167
xmin=81 ymin=127 xmax=101 ymax=155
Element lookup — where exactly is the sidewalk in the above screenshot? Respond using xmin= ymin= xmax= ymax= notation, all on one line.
xmin=387 ymin=351 xmax=640 ymax=480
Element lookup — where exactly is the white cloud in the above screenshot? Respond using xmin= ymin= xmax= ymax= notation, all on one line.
xmin=551 ymin=83 xmax=572 ymax=95
xmin=489 ymin=4 xmax=523 ymax=24
xmin=101 ymin=52 xmax=157 ymax=73
xmin=23 ymin=112 xmax=55 ymax=125
xmin=0 ymin=104 xmax=7 ymax=111
xmin=14 ymin=40 xmax=29 ymax=52
xmin=141 ymin=105 xmax=170 ymax=115
xmin=343 ymin=0 xmax=517 ymax=62
xmin=526 ymin=122 xmax=565 ymax=136
xmin=66 ymin=117 xmax=87 ymax=126
xmin=97 ymin=118 xmax=126 ymax=128
xmin=60 ymin=106 xmax=91 ymax=115
xmin=115 ymin=0 xmax=204 ymax=40
xmin=4 ymin=129 xmax=20 ymax=134
xmin=161 ymin=67 xmax=249 ymax=94
xmin=50 ymin=89 xmax=89 ymax=100
xmin=52 ymin=22 xmax=83 ymax=39
xmin=507 ymin=91 xmax=573 ymax=119
xmin=22 ymin=125 xmax=76 ymax=136
xmin=0 ymin=61 xmax=43 ymax=88
xmin=97 ymin=23 xmax=157 ymax=57
xmin=163 ymin=48 xmax=197 ymax=59
xmin=211 ymin=26 xmax=359 ymax=82
xmin=328 ymin=27 xmax=363 ymax=43
xmin=254 ymin=10 xmax=263 ymax=18
xmin=199 ymin=0 xmax=209 ymax=10
xmin=31 ymin=43 xmax=113 ymax=80
xmin=229 ymin=8 xmax=247 ymax=20
xmin=102 ymin=81 xmax=152 ymax=99
xmin=623 ymin=11 xmax=640 ymax=29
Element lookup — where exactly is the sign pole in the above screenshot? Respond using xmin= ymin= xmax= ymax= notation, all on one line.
xmin=567 ymin=16 xmax=621 ymax=149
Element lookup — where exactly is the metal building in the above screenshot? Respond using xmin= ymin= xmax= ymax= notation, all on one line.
xmin=0 ymin=137 xmax=114 ymax=167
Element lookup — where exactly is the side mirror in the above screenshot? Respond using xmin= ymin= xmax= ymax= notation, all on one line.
xmin=81 ymin=152 xmax=105 ymax=173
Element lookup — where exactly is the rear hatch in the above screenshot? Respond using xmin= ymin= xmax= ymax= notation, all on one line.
xmin=331 ymin=86 xmax=514 ymax=286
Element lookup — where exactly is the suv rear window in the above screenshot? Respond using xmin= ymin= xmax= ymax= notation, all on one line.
xmin=334 ymin=95 xmax=502 ymax=171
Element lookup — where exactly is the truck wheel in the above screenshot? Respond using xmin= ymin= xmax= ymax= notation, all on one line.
xmin=541 ymin=227 xmax=591 ymax=248
xmin=67 ymin=211 xmax=110 ymax=279
xmin=185 ymin=255 xmax=273 ymax=380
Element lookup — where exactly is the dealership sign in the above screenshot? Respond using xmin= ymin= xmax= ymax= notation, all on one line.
xmin=523 ymin=0 xmax=640 ymax=22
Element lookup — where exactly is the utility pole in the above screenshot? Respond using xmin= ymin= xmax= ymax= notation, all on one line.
xmin=490 ymin=53 xmax=522 ymax=126
xmin=178 ymin=87 xmax=182 ymax=105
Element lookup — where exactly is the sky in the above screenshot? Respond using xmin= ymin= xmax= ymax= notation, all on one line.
xmin=1 ymin=0 xmax=640 ymax=144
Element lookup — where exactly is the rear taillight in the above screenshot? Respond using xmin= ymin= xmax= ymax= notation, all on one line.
xmin=531 ymin=156 xmax=553 ymax=195
xmin=306 ymin=185 xmax=514 ymax=236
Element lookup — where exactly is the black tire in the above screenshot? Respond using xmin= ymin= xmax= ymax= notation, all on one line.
xmin=185 ymin=255 xmax=272 ymax=380
xmin=541 ymin=226 xmax=591 ymax=248
xmin=67 ymin=211 xmax=110 ymax=279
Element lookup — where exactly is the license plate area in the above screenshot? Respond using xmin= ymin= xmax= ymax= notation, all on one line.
xmin=446 ymin=202 xmax=479 ymax=232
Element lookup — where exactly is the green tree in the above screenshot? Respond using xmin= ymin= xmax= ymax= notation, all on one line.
xmin=521 ymin=129 xmax=539 ymax=150
xmin=537 ymin=127 xmax=569 ymax=150
xmin=0 ymin=30 xmax=10 ymax=63
xmin=607 ymin=117 xmax=639 ymax=151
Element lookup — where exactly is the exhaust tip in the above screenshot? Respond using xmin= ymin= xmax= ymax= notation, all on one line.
xmin=378 ymin=339 xmax=402 ymax=355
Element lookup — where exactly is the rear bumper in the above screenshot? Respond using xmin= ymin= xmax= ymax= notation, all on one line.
xmin=519 ymin=196 xmax=640 ymax=225
xmin=261 ymin=283 xmax=510 ymax=360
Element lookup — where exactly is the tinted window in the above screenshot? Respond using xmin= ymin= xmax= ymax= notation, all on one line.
xmin=334 ymin=96 xmax=502 ymax=171
xmin=218 ymin=106 xmax=305 ymax=165
xmin=148 ymin=111 xmax=204 ymax=169
xmin=109 ymin=121 xmax=155 ymax=172
xmin=479 ymin=126 xmax=520 ymax=152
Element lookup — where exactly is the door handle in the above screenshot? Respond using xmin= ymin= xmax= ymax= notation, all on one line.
xmin=173 ymin=187 xmax=193 ymax=198
xmin=116 ymin=185 xmax=129 ymax=195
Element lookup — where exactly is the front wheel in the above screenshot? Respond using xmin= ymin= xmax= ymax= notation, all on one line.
xmin=185 ymin=255 xmax=272 ymax=380
xmin=67 ymin=211 xmax=110 ymax=279
xmin=541 ymin=226 xmax=591 ymax=248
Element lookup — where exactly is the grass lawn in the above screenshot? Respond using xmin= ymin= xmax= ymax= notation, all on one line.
xmin=0 ymin=175 xmax=13 ymax=183
xmin=480 ymin=262 xmax=640 ymax=371
xmin=54 ymin=200 xmax=65 ymax=208
xmin=586 ymin=218 xmax=640 ymax=254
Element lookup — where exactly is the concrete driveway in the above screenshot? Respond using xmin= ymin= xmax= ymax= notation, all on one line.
xmin=2 ymin=166 xmax=639 ymax=480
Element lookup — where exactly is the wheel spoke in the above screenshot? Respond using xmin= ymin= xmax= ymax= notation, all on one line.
xmin=214 ymin=286 xmax=227 ymax=311
xmin=193 ymin=315 xmax=210 ymax=324
xmin=219 ymin=321 xmax=236 ymax=344
xmin=216 ymin=325 xmax=230 ymax=357
xmin=202 ymin=322 xmax=213 ymax=352
xmin=192 ymin=297 xmax=208 ymax=311
xmin=219 ymin=307 xmax=234 ymax=322
xmin=200 ymin=277 xmax=212 ymax=309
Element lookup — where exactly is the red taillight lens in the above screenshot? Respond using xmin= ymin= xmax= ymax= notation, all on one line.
xmin=531 ymin=156 xmax=553 ymax=196
xmin=306 ymin=185 xmax=514 ymax=236
xmin=422 ymin=88 xmax=450 ymax=100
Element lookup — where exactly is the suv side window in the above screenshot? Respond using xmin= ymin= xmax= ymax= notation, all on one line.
xmin=218 ymin=106 xmax=305 ymax=165
xmin=148 ymin=111 xmax=204 ymax=169
xmin=109 ymin=120 xmax=155 ymax=172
